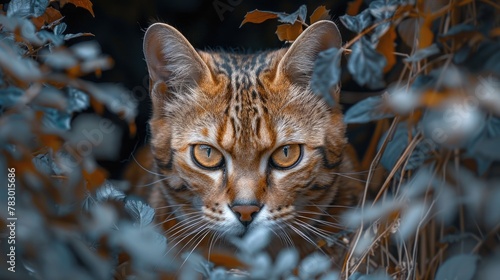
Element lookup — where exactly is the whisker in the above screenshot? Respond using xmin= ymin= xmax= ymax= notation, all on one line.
xmin=295 ymin=214 xmax=343 ymax=228
xmin=131 ymin=152 xmax=167 ymax=178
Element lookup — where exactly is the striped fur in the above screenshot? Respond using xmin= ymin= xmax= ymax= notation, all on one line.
xmin=142 ymin=21 xmax=361 ymax=261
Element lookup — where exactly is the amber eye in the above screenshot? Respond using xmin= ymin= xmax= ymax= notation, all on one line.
xmin=270 ymin=144 xmax=302 ymax=169
xmin=192 ymin=144 xmax=224 ymax=169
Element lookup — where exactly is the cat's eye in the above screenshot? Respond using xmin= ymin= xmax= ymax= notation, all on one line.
xmin=192 ymin=144 xmax=224 ymax=169
xmin=270 ymin=144 xmax=302 ymax=169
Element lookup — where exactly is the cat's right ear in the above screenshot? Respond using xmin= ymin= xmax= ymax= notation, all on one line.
xmin=143 ymin=23 xmax=211 ymax=87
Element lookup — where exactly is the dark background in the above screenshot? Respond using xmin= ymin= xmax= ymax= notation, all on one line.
xmin=62 ymin=0 xmax=361 ymax=178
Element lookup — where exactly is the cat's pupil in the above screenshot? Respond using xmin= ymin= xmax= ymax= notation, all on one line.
xmin=204 ymin=146 xmax=212 ymax=158
xmin=283 ymin=146 xmax=289 ymax=157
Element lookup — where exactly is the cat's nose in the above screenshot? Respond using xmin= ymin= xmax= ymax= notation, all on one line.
xmin=230 ymin=204 xmax=261 ymax=226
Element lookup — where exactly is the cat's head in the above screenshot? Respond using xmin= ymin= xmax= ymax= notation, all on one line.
xmin=143 ymin=21 xmax=348 ymax=239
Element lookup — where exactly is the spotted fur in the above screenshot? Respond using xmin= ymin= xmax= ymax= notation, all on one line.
xmin=141 ymin=20 xmax=362 ymax=261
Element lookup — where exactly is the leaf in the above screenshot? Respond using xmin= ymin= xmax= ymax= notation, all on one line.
xmin=87 ymin=83 xmax=137 ymax=122
xmin=124 ymin=199 xmax=155 ymax=227
xmin=0 ymin=86 xmax=24 ymax=107
xmin=275 ymin=21 xmax=303 ymax=42
xmin=83 ymin=166 xmax=108 ymax=191
xmin=298 ymin=253 xmax=331 ymax=279
xmin=346 ymin=0 xmax=363 ymax=16
xmin=68 ymin=114 xmax=123 ymax=160
xmin=33 ymin=0 xmax=49 ymax=17
xmin=236 ymin=227 xmax=271 ymax=255
xmin=32 ymin=86 xmax=67 ymax=110
xmin=59 ymin=0 xmax=94 ymax=17
xmin=40 ymin=107 xmax=72 ymax=130
xmin=250 ymin=253 xmax=272 ymax=279
xmin=435 ymin=254 xmax=479 ymax=280
xmin=404 ymin=44 xmax=440 ymax=62
xmin=311 ymin=47 xmax=342 ymax=106
xmin=66 ymin=87 xmax=89 ymax=113
xmin=32 ymin=7 xmax=63 ymax=30
xmin=37 ymin=30 xmax=64 ymax=46
xmin=486 ymin=187 xmax=500 ymax=228
xmin=240 ymin=9 xmax=279 ymax=27
xmin=310 ymin=6 xmax=330 ymax=24
xmin=376 ymin=26 xmax=396 ymax=73
xmin=340 ymin=10 xmax=372 ymax=33
xmin=272 ymin=248 xmax=299 ymax=277
xmin=347 ymin=37 xmax=386 ymax=89
xmin=95 ymin=180 xmax=126 ymax=202
xmin=278 ymin=5 xmax=307 ymax=24
xmin=397 ymin=202 xmax=428 ymax=241
xmin=419 ymin=16 xmax=434 ymax=49
xmin=463 ymin=42 xmax=500 ymax=74
xmin=421 ymin=100 xmax=486 ymax=148
xmin=369 ymin=0 xmax=398 ymax=20
xmin=7 ymin=0 xmax=48 ymax=17
xmin=42 ymin=48 xmax=78 ymax=69
xmin=344 ymin=96 xmax=393 ymax=124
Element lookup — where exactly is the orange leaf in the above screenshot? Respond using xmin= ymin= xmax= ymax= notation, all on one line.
xmin=59 ymin=0 xmax=94 ymax=17
xmin=346 ymin=0 xmax=363 ymax=16
xmin=276 ymin=21 xmax=303 ymax=42
xmin=376 ymin=26 xmax=397 ymax=73
xmin=32 ymin=7 xmax=63 ymax=30
xmin=310 ymin=6 xmax=330 ymax=24
xmin=240 ymin=9 xmax=278 ymax=27
xmin=83 ymin=167 xmax=108 ymax=191
xmin=419 ymin=16 xmax=434 ymax=49
xmin=129 ymin=122 xmax=136 ymax=137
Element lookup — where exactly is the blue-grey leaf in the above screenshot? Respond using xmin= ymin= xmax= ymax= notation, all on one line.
xmin=397 ymin=202 xmax=428 ymax=241
xmin=40 ymin=107 xmax=71 ymax=130
xmin=404 ymin=44 xmax=440 ymax=62
xmin=32 ymin=86 xmax=67 ymax=109
xmin=67 ymin=114 xmax=123 ymax=160
xmin=348 ymin=37 xmax=386 ymax=89
xmin=441 ymin=23 xmax=476 ymax=37
xmin=124 ymin=199 xmax=155 ymax=228
xmin=0 ymin=86 xmax=24 ymax=107
xmin=369 ymin=0 xmax=398 ymax=20
xmin=371 ymin=22 xmax=391 ymax=45
xmin=298 ymin=253 xmax=331 ymax=279
xmin=71 ymin=41 xmax=101 ymax=60
xmin=33 ymin=0 xmax=49 ymax=17
xmin=421 ymin=101 xmax=486 ymax=148
xmin=344 ymin=96 xmax=393 ymax=124
xmin=37 ymin=30 xmax=64 ymax=46
xmin=54 ymin=22 xmax=67 ymax=35
xmin=320 ymin=271 xmax=340 ymax=280
xmin=486 ymin=185 xmax=500 ymax=228
xmin=272 ymin=248 xmax=299 ymax=277
xmin=340 ymin=10 xmax=373 ymax=33
xmin=311 ymin=47 xmax=342 ymax=106
xmin=96 ymin=180 xmax=126 ymax=202
xmin=67 ymin=88 xmax=90 ymax=113
xmin=7 ymin=0 xmax=32 ymax=17
xmin=42 ymin=48 xmax=78 ymax=69
xmin=33 ymin=153 xmax=62 ymax=175
xmin=435 ymin=254 xmax=479 ymax=280
xmin=464 ymin=42 xmax=500 ymax=74
xmin=250 ymin=253 xmax=272 ymax=279
xmin=278 ymin=5 xmax=307 ymax=24
xmin=88 ymin=84 xmax=137 ymax=122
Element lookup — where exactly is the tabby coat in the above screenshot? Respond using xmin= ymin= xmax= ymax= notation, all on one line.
xmin=141 ymin=20 xmax=361 ymax=262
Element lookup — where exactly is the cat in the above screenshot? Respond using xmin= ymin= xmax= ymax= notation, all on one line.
xmin=138 ymin=20 xmax=362 ymax=265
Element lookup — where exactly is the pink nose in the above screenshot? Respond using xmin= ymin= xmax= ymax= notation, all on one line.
xmin=231 ymin=205 xmax=261 ymax=225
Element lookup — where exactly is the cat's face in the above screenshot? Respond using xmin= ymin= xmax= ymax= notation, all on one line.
xmin=144 ymin=21 xmax=349 ymax=239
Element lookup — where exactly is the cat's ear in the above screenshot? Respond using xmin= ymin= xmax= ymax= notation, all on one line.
xmin=143 ymin=23 xmax=211 ymax=86
xmin=276 ymin=20 xmax=342 ymax=87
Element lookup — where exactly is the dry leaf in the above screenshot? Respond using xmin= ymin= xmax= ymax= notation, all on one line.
xmin=376 ymin=26 xmax=397 ymax=73
xmin=346 ymin=0 xmax=363 ymax=16
xmin=83 ymin=167 xmax=108 ymax=191
xmin=240 ymin=9 xmax=278 ymax=27
xmin=310 ymin=6 xmax=330 ymax=24
xmin=32 ymin=7 xmax=64 ymax=29
xmin=419 ymin=16 xmax=434 ymax=49
xmin=276 ymin=21 xmax=303 ymax=42
xmin=59 ymin=0 xmax=94 ymax=17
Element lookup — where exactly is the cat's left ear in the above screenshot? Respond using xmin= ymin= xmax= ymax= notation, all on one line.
xmin=143 ymin=23 xmax=211 ymax=87
xmin=276 ymin=20 xmax=342 ymax=88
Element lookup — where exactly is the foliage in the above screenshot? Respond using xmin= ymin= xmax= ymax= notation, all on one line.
xmin=1 ymin=0 xmax=500 ymax=279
